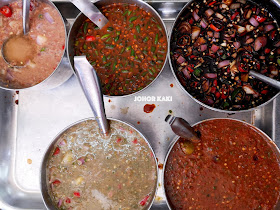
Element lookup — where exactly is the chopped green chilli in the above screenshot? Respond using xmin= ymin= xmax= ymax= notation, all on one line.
xmin=74 ymin=3 xmax=167 ymax=96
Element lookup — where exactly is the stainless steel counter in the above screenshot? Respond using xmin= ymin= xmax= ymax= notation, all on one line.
xmin=0 ymin=1 xmax=279 ymax=209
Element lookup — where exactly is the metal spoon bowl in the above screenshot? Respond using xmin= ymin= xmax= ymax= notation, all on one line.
xmin=1 ymin=0 xmax=30 ymax=68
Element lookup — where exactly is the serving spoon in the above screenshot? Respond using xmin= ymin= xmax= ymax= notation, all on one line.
xmin=1 ymin=0 xmax=30 ymax=67
xmin=69 ymin=0 xmax=108 ymax=29
xmin=250 ymin=70 xmax=280 ymax=90
xmin=165 ymin=115 xmax=200 ymax=143
xmin=74 ymin=56 xmax=109 ymax=135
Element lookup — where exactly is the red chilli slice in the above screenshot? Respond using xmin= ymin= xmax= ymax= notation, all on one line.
xmin=53 ymin=147 xmax=60 ymax=155
xmin=139 ymin=195 xmax=150 ymax=206
xmin=65 ymin=198 xmax=71 ymax=203
xmin=132 ymin=138 xmax=138 ymax=144
xmin=73 ymin=191 xmax=80 ymax=197
xmin=52 ymin=179 xmax=61 ymax=185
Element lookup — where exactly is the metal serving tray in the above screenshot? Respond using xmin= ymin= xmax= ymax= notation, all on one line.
xmin=0 ymin=1 xmax=280 ymax=209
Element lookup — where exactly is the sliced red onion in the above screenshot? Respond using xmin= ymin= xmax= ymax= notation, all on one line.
xmin=220 ymin=4 xmax=228 ymax=9
xmin=236 ymin=25 xmax=246 ymax=34
xmin=214 ymin=32 xmax=220 ymax=38
xmin=274 ymin=41 xmax=280 ymax=47
xmin=249 ymin=17 xmax=259 ymax=27
xmin=44 ymin=12 xmax=54 ymax=24
xmin=211 ymin=44 xmax=220 ymax=53
xmin=59 ymin=139 xmax=66 ymax=146
xmin=205 ymin=96 xmax=214 ymax=106
xmin=191 ymin=26 xmax=201 ymax=40
xmin=242 ymin=84 xmax=258 ymax=97
xmin=205 ymin=9 xmax=214 ymax=17
xmin=200 ymin=44 xmax=208 ymax=52
xmin=216 ymin=13 xmax=224 ymax=20
xmin=36 ymin=35 xmax=47 ymax=45
xmin=177 ymin=55 xmax=186 ymax=64
xmin=182 ymin=68 xmax=191 ymax=79
xmin=6 ymin=69 xmax=14 ymax=81
xmin=218 ymin=60 xmax=230 ymax=68
xmin=77 ymin=158 xmax=85 ymax=165
xmin=245 ymin=38 xmax=254 ymax=44
xmin=193 ymin=10 xmax=200 ymax=21
xmin=204 ymin=73 xmax=217 ymax=79
xmin=178 ymin=21 xmax=191 ymax=33
xmin=233 ymin=41 xmax=241 ymax=49
xmin=245 ymin=9 xmax=252 ymax=19
xmin=222 ymin=0 xmax=233 ymax=6
xmin=237 ymin=0 xmax=246 ymax=4
xmin=202 ymin=80 xmax=210 ymax=92
xmin=265 ymin=24 xmax=275 ymax=32
xmin=270 ymin=65 xmax=279 ymax=76
xmin=230 ymin=3 xmax=241 ymax=9
xmin=246 ymin=24 xmax=254 ymax=32
xmin=200 ymin=18 xmax=208 ymax=29
xmin=58 ymin=199 xmax=63 ymax=208
xmin=207 ymin=31 xmax=214 ymax=38
xmin=254 ymin=36 xmax=267 ymax=51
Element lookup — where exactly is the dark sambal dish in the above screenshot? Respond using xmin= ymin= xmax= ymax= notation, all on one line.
xmin=170 ymin=0 xmax=280 ymax=111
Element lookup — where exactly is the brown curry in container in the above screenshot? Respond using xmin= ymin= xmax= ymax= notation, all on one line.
xmin=74 ymin=3 xmax=167 ymax=96
xmin=164 ymin=119 xmax=280 ymax=209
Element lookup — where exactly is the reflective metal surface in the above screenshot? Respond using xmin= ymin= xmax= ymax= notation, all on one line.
xmin=23 ymin=0 xmax=30 ymax=35
xmin=74 ymin=56 xmax=109 ymax=135
xmin=0 ymin=1 xmax=280 ymax=210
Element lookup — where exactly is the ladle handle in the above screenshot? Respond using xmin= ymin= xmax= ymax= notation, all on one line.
xmin=23 ymin=0 xmax=30 ymax=34
xmin=74 ymin=56 xmax=109 ymax=135
xmin=69 ymin=0 xmax=108 ymax=29
xmin=250 ymin=70 xmax=280 ymax=90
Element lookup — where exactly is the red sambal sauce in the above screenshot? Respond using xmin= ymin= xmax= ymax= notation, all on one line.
xmin=74 ymin=3 xmax=167 ymax=96
xmin=164 ymin=119 xmax=280 ymax=210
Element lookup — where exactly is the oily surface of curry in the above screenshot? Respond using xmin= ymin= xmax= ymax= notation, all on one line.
xmin=164 ymin=119 xmax=280 ymax=210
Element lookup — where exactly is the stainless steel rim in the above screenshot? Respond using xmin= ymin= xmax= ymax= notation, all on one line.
xmin=40 ymin=117 xmax=159 ymax=210
xmin=0 ymin=0 xmax=68 ymax=91
xmin=67 ymin=0 xmax=169 ymax=98
xmin=167 ymin=0 xmax=280 ymax=114
xmin=162 ymin=118 xmax=280 ymax=210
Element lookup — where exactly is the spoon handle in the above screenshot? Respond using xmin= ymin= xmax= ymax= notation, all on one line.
xmin=165 ymin=115 xmax=200 ymax=143
xmin=74 ymin=56 xmax=109 ymax=135
xmin=250 ymin=70 xmax=280 ymax=90
xmin=69 ymin=0 xmax=109 ymax=29
xmin=23 ymin=0 xmax=30 ymax=34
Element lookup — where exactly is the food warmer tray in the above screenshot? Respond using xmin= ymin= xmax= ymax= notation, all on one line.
xmin=0 ymin=1 xmax=280 ymax=209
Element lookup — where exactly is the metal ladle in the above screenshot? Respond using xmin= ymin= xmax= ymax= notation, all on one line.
xmin=69 ymin=0 xmax=108 ymax=29
xmin=1 ymin=0 xmax=30 ymax=67
xmin=250 ymin=70 xmax=280 ymax=90
xmin=165 ymin=115 xmax=200 ymax=143
xmin=74 ymin=56 xmax=109 ymax=135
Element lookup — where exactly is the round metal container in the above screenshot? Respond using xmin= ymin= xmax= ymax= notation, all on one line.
xmin=163 ymin=118 xmax=280 ymax=209
xmin=40 ymin=117 xmax=158 ymax=210
xmin=168 ymin=0 xmax=280 ymax=113
xmin=0 ymin=0 xmax=73 ymax=91
xmin=67 ymin=0 xmax=168 ymax=97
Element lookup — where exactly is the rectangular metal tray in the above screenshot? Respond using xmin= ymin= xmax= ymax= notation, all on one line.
xmin=0 ymin=1 xmax=280 ymax=209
